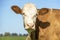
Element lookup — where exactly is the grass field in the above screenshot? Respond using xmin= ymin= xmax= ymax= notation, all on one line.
xmin=0 ymin=36 xmax=26 ymax=40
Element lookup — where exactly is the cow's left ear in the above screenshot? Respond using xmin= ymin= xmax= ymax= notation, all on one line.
xmin=11 ymin=5 xmax=22 ymax=14
xmin=38 ymin=8 xmax=49 ymax=15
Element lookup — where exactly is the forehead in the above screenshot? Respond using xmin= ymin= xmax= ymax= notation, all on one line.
xmin=22 ymin=3 xmax=37 ymax=15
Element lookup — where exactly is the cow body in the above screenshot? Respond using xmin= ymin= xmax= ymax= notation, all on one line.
xmin=37 ymin=8 xmax=60 ymax=40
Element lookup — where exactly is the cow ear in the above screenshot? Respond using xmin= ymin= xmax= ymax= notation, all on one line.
xmin=38 ymin=8 xmax=49 ymax=15
xmin=11 ymin=6 xmax=22 ymax=14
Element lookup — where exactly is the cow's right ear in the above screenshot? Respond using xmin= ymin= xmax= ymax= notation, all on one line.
xmin=11 ymin=6 xmax=22 ymax=14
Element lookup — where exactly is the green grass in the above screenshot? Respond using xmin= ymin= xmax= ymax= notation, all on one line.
xmin=0 ymin=36 xmax=26 ymax=40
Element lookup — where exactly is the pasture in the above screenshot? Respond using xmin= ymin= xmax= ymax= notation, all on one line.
xmin=0 ymin=36 xmax=26 ymax=40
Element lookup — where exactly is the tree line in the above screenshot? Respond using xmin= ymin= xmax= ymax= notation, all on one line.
xmin=0 ymin=32 xmax=28 ymax=37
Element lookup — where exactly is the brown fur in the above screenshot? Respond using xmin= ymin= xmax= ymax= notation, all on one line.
xmin=37 ymin=8 xmax=60 ymax=40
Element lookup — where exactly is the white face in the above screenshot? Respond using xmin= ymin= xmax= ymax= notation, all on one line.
xmin=22 ymin=3 xmax=37 ymax=31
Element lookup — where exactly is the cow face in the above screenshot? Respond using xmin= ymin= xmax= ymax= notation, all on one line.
xmin=11 ymin=3 xmax=37 ymax=33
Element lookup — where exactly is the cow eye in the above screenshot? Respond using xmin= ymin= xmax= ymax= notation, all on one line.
xmin=36 ymin=14 xmax=38 ymax=16
xmin=23 ymin=13 xmax=26 ymax=16
xmin=23 ymin=13 xmax=25 ymax=15
xmin=33 ymin=14 xmax=37 ymax=17
xmin=35 ymin=14 xmax=38 ymax=17
xmin=35 ymin=15 xmax=37 ymax=17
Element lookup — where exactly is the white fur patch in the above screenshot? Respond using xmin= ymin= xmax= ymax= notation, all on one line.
xmin=22 ymin=3 xmax=37 ymax=30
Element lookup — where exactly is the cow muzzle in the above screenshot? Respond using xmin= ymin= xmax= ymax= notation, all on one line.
xmin=25 ymin=24 xmax=35 ymax=33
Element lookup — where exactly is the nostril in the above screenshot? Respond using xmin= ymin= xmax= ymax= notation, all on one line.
xmin=32 ymin=25 xmax=34 ymax=27
xmin=27 ymin=24 xmax=34 ymax=27
xmin=27 ymin=24 xmax=29 ymax=26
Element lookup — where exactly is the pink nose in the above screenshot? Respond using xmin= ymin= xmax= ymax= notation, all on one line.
xmin=27 ymin=23 xmax=34 ymax=28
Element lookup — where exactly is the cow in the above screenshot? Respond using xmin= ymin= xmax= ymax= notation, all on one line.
xmin=11 ymin=3 xmax=60 ymax=40
xmin=11 ymin=3 xmax=38 ymax=40
xmin=37 ymin=8 xmax=60 ymax=40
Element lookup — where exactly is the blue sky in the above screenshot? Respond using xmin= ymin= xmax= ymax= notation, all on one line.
xmin=0 ymin=0 xmax=60 ymax=34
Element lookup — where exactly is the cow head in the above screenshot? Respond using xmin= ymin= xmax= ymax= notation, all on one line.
xmin=11 ymin=3 xmax=37 ymax=33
